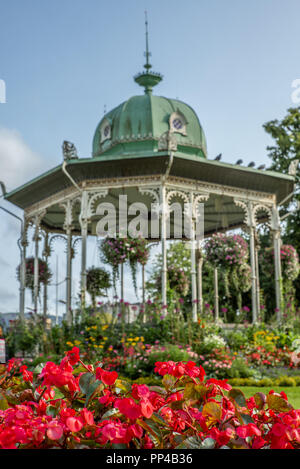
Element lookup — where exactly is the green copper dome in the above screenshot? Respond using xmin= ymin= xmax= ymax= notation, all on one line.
xmin=92 ymin=93 xmax=207 ymax=159
xmin=92 ymin=21 xmax=206 ymax=160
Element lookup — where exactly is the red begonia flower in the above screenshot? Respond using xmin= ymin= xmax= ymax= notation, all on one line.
xmin=115 ymin=398 xmax=141 ymax=420
xmin=96 ymin=367 xmax=118 ymax=386
xmin=66 ymin=416 xmax=84 ymax=433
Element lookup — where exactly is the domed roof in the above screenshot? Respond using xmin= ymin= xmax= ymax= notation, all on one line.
xmin=92 ymin=93 xmax=207 ymax=159
xmin=92 ymin=24 xmax=207 ymax=160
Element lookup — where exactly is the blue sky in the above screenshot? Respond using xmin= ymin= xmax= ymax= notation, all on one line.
xmin=0 ymin=0 xmax=300 ymax=314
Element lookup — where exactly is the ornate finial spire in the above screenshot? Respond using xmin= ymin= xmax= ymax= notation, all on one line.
xmin=144 ymin=10 xmax=151 ymax=72
xmin=134 ymin=11 xmax=163 ymax=94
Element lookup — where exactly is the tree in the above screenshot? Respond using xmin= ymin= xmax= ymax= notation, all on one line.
xmin=146 ymin=242 xmax=192 ymax=307
xmin=86 ymin=267 xmax=111 ymax=309
xmin=263 ymin=106 xmax=300 ymax=305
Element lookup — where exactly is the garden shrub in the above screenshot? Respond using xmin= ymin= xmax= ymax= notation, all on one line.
xmin=197 ymin=333 xmax=227 ymax=354
xmin=257 ymin=378 xmax=274 ymax=387
xmin=147 ymin=344 xmax=191 ymax=368
xmin=5 ymin=320 xmax=41 ymax=357
xmin=227 ymin=358 xmax=255 ymax=379
xmin=275 ymin=376 xmax=297 ymax=387
xmin=228 ymin=378 xmax=257 ymax=387
xmin=228 ymin=376 xmax=300 ymax=387
xmin=131 ymin=376 xmax=161 ymax=386
xmin=224 ymin=330 xmax=248 ymax=351
xmin=293 ymin=376 xmax=300 ymax=386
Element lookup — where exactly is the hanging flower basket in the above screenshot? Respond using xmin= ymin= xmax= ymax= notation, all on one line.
xmin=100 ymin=235 xmax=150 ymax=294
xmin=17 ymin=257 xmax=52 ymax=295
xmin=261 ymin=244 xmax=300 ymax=281
xmin=204 ymin=233 xmax=249 ymax=269
xmin=204 ymin=233 xmax=251 ymax=310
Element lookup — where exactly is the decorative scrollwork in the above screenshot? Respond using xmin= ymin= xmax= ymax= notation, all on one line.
xmin=59 ymin=196 xmax=82 ymax=231
xmin=192 ymin=192 xmax=209 ymax=219
xmin=166 ymin=189 xmax=190 ymax=220
xmin=139 ymin=187 xmax=161 ymax=218
xmin=138 ymin=187 xmax=160 ymax=205
xmin=87 ymin=190 xmax=109 ymax=218
xmin=233 ymin=199 xmax=250 ymax=226
xmin=27 ymin=209 xmax=47 ymax=241
xmin=49 ymin=234 xmax=67 ymax=251
xmin=166 ymin=189 xmax=190 ymax=206
xmin=252 ymin=203 xmax=272 ymax=227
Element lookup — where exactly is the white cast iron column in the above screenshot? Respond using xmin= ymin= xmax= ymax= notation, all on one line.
xmin=66 ymin=226 xmax=73 ymax=324
xmin=213 ymin=267 xmax=219 ymax=322
xmin=33 ymin=217 xmax=41 ymax=314
xmin=42 ymin=231 xmax=49 ymax=325
xmin=254 ymin=231 xmax=261 ymax=317
xmin=248 ymin=202 xmax=258 ymax=323
xmin=19 ymin=219 xmax=27 ymax=322
xmin=272 ymin=205 xmax=283 ymax=321
xmin=160 ymin=184 xmax=167 ymax=306
xmin=189 ymin=194 xmax=197 ymax=322
xmin=234 ymin=199 xmax=258 ymax=323
xmin=197 ymin=246 xmax=204 ymax=315
xmin=80 ymin=191 xmax=89 ymax=310
xmin=60 ymin=198 xmax=74 ymax=325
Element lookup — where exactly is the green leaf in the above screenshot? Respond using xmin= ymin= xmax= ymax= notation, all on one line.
xmin=101 ymin=408 xmax=120 ymax=419
xmin=169 ymin=399 xmax=184 ymax=410
xmin=148 ymin=385 xmax=166 ymax=394
xmin=202 ymin=401 xmax=222 ymax=424
xmin=79 ymin=372 xmax=102 ymax=406
xmin=151 ymin=412 xmax=169 ymax=427
xmin=177 ymin=436 xmax=203 ymax=449
xmin=145 ymin=418 xmax=163 ymax=439
xmin=228 ymin=388 xmax=247 ymax=408
xmin=85 ymin=382 xmax=102 ymax=406
xmin=46 ymin=405 xmax=59 ymax=417
xmin=267 ymin=393 xmax=293 ymax=412
xmin=79 ymin=372 xmax=95 ymax=395
xmin=72 ymin=364 xmax=88 ymax=375
xmin=253 ymin=392 xmax=266 ymax=410
xmin=240 ymin=413 xmax=254 ymax=425
xmin=173 ymin=434 xmax=184 ymax=445
xmin=162 ymin=374 xmax=176 ymax=391
xmin=137 ymin=418 xmax=162 ymax=448
xmin=34 ymin=363 xmax=46 ymax=374
xmin=0 ymin=393 xmax=9 ymax=410
xmin=115 ymin=379 xmax=131 ymax=393
xmin=4 ymin=390 xmax=20 ymax=405
xmin=200 ymin=438 xmax=216 ymax=449
xmin=183 ymin=382 xmax=207 ymax=401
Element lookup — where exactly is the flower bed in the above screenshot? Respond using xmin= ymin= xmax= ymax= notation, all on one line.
xmin=0 ymin=348 xmax=299 ymax=449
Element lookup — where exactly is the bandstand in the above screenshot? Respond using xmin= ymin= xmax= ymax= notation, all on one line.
xmin=3 ymin=47 xmax=297 ymax=326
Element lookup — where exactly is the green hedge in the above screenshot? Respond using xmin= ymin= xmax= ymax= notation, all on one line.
xmin=228 ymin=375 xmax=300 ymax=387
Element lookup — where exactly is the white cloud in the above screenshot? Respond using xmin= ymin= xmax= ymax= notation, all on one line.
xmin=0 ymin=128 xmax=47 ymax=312
xmin=0 ymin=128 xmax=44 ymax=192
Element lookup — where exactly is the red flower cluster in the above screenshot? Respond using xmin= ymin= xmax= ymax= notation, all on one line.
xmin=0 ymin=350 xmax=299 ymax=450
xmin=154 ymin=360 xmax=206 ymax=381
xmin=245 ymin=346 xmax=292 ymax=368
xmin=38 ymin=360 xmax=79 ymax=393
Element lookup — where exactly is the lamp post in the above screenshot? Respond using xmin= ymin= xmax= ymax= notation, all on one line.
xmin=0 ymin=181 xmax=25 ymax=321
